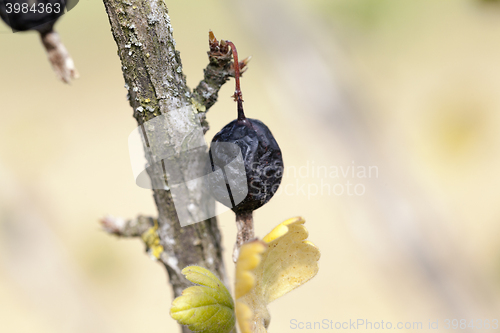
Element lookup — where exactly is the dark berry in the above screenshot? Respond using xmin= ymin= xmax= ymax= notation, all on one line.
xmin=210 ymin=118 xmax=283 ymax=213
xmin=0 ymin=0 xmax=70 ymax=33
xmin=208 ymin=41 xmax=283 ymax=214
xmin=0 ymin=0 xmax=79 ymax=83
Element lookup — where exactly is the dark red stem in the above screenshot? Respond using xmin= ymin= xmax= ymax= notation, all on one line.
xmin=226 ymin=41 xmax=246 ymax=122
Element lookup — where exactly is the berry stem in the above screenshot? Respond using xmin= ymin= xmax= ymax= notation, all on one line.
xmin=40 ymin=30 xmax=79 ymax=83
xmin=233 ymin=211 xmax=254 ymax=263
xmin=226 ymin=41 xmax=246 ymax=122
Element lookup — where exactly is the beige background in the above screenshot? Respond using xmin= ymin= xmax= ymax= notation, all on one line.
xmin=1 ymin=0 xmax=500 ymax=332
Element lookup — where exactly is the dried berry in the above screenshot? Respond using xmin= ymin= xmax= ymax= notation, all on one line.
xmin=0 ymin=0 xmax=67 ymax=33
xmin=208 ymin=41 xmax=283 ymax=215
xmin=0 ymin=0 xmax=78 ymax=83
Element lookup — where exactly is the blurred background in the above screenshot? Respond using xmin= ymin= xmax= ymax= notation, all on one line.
xmin=1 ymin=0 xmax=500 ymax=332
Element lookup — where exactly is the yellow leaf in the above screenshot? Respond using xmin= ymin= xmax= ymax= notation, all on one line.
xmin=235 ymin=241 xmax=267 ymax=299
xmin=235 ymin=301 xmax=254 ymax=333
xmin=259 ymin=217 xmax=320 ymax=303
xmin=235 ymin=217 xmax=320 ymax=333
xmin=171 ymin=266 xmax=235 ymax=333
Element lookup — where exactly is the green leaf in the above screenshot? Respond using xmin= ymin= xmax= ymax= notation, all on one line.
xmin=170 ymin=266 xmax=235 ymax=333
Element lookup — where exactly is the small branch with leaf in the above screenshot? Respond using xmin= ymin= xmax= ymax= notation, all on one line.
xmin=100 ymin=1 xmax=320 ymax=332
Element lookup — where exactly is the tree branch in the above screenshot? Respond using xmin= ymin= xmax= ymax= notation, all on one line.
xmin=101 ymin=1 xmax=237 ymax=332
xmin=100 ymin=215 xmax=154 ymax=237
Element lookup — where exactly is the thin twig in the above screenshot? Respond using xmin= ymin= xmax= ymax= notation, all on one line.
xmin=40 ymin=30 xmax=79 ymax=83
xmin=192 ymin=32 xmax=250 ymax=133
xmin=233 ymin=211 xmax=254 ymax=262
xmin=100 ymin=215 xmax=154 ymax=237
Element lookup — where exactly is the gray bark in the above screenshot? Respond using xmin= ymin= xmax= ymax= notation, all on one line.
xmin=101 ymin=1 xmax=240 ymax=332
